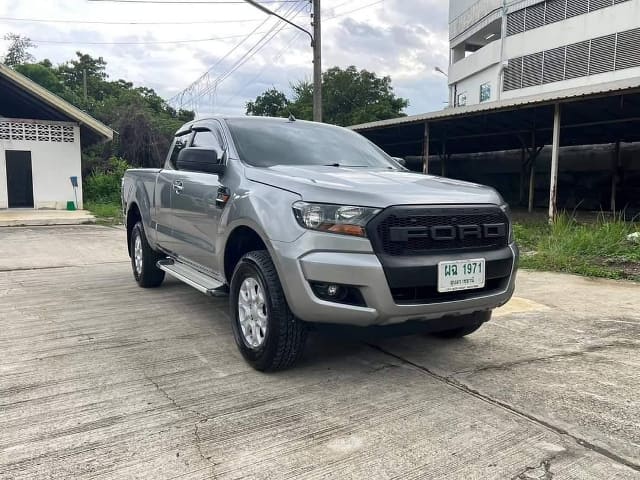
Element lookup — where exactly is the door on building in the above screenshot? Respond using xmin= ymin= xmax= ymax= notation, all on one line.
xmin=5 ymin=150 xmax=34 ymax=208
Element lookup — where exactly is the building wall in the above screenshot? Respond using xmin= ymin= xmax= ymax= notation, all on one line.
xmin=503 ymin=2 xmax=640 ymax=58
xmin=450 ymin=0 xmax=504 ymax=44
xmin=448 ymin=0 xmax=640 ymax=106
xmin=502 ymin=66 xmax=640 ymax=100
xmin=454 ymin=64 xmax=501 ymax=105
xmin=0 ymin=119 xmax=83 ymax=209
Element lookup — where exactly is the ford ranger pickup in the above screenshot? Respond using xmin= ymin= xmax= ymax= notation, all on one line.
xmin=122 ymin=116 xmax=518 ymax=371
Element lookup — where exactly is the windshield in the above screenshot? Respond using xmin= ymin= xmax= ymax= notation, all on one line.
xmin=226 ymin=118 xmax=397 ymax=169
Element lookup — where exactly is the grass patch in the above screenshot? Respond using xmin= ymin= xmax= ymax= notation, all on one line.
xmin=515 ymin=213 xmax=640 ymax=281
xmin=85 ymin=201 xmax=123 ymax=225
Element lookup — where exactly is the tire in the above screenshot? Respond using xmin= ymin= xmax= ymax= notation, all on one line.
xmin=230 ymin=250 xmax=307 ymax=372
xmin=431 ymin=311 xmax=491 ymax=339
xmin=130 ymin=221 xmax=165 ymax=288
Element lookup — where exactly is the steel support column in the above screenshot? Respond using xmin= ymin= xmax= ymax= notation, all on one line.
xmin=440 ymin=141 xmax=447 ymax=177
xmin=611 ymin=140 xmax=621 ymax=212
xmin=528 ymin=160 xmax=536 ymax=213
xmin=422 ymin=122 xmax=430 ymax=174
xmin=548 ymin=104 xmax=561 ymax=222
xmin=519 ymin=147 xmax=526 ymax=205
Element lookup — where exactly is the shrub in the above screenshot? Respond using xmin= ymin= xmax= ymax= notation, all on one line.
xmin=515 ymin=212 xmax=640 ymax=280
xmin=84 ymin=157 xmax=129 ymax=204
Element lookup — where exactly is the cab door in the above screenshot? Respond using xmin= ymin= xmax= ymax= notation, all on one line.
xmin=170 ymin=122 xmax=226 ymax=273
xmin=154 ymin=130 xmax=192 ymax=252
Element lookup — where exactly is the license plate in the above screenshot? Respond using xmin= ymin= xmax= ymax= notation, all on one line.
xmin=438 ymin=259 xmax=486 ymax=293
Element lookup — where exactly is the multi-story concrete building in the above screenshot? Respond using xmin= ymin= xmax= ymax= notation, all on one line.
xmin=448 ymin=0 xmax=640 ymax=107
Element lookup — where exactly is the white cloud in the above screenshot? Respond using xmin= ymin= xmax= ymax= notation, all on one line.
xmin=0 ymin=0 xmax=449 ymax=116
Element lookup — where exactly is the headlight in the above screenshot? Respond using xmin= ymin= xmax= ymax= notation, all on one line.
xmin=292 ymin=201 xmax=380 ymax=237
xmin=500 ymin=203 xmax=514 ymax=243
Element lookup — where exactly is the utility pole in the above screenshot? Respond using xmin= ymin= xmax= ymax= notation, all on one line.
xmin=312 ymin=0 xmax=322 ymax=122
xmin=243 ymin=0 xmax=322 ymax=121
xmin=83 ymin=69 xmax=88 ymax=102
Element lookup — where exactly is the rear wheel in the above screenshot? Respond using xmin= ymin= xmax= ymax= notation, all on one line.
xmin=431 ymin=311 xmax=491 ymax=338
xmin=230 ymin=250 xmax=307 ymax=371
xmin=130 ymin=221 xmax=165 ymax=288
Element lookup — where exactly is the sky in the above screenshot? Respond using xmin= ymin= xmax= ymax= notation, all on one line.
xmin=0 ymin=0 xmax=450 ymax=117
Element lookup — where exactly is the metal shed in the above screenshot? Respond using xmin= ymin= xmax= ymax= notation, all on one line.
xmin=351 ymin=78 xmax=640 ymax=221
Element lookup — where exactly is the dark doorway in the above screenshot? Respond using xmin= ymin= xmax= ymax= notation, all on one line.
xmin=6 ymin=150 xmax=34 ymax=208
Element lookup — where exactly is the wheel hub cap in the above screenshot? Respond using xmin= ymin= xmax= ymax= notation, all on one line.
xmin=134 ymin=235 xmax=143 ymax=275
xmin=238 ymin=277 xmax=268 ymax=348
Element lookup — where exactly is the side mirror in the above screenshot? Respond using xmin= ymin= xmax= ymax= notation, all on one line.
xmin=176 ymin=147 xmax=225 ymax=175
xmin=392 ymin=157 xmax=407 ymax=167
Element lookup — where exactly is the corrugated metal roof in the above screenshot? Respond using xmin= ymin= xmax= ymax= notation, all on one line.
xmin=350 ymin=77 xmax=640 ymax=132
xmin=0 ymin=63 xmax=114 ymax=142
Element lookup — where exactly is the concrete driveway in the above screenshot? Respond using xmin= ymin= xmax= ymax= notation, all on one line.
xmin=1 ymin=225 xmax=638 ymax=479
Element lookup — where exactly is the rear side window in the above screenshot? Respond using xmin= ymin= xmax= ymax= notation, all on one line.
xmin=168 ymin=132 xmax=192 ymax=168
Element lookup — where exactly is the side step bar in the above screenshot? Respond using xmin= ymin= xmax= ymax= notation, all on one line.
xmin=157 ymin=259 xmax=228 ymax=297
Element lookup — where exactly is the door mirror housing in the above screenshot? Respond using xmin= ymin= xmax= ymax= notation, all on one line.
xmin=392 ymin=157 xmax=407 ymax=168
xmin=176 ymin=147 xmax=225 ymax=175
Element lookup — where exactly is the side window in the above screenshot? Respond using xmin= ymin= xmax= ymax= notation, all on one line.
xmin=480 ymin=82 xmax=491 ymax=103
xmin=192 ymin=129 xmax=224 ymax=150
xmin=168 ymin=132 xmax=191 ymax=168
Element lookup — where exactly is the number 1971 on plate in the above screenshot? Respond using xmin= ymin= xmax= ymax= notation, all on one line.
xmin=438 ymin=259 xmax=486 ymax=293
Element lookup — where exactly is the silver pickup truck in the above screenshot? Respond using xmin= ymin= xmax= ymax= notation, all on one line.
xmin=122 ymin=116 xmax=518 ymax=371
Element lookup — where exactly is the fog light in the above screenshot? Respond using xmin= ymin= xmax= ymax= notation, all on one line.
xmin=326 ymin=284 xmax=340 ymax=297
xmin=309 ymin=282 xmax=366 ymax=307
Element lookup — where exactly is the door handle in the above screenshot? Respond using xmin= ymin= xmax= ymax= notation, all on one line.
xmin=173 ymin=180 xmax=184 ymax=194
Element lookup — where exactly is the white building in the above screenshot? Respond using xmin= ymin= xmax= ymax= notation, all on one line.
xmin=448 ymin=0 xmax=640 ymax=107
xmin=0 ymin=64 xmax=113 ymax=210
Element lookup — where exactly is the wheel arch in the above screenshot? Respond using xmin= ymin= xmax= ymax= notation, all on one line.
xmin=223 ymin=224 xmax=270 ymax=284
xmin=126 ymin=202 xmax=142 ymax=257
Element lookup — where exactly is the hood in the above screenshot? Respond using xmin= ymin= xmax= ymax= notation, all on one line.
xmin=245 ymin=165 xmax=503 ymax=208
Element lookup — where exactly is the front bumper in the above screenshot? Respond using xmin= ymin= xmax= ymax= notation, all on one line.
xmin=271 ymin=232 xmax=518 ymax=327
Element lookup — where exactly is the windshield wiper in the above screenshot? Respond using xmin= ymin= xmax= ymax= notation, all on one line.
xmin=323 ymin=163 xmax=369 ymax=168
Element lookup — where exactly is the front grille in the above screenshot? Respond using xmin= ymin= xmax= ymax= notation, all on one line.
xmin=368 ymin=205 xmax=509 ymax=256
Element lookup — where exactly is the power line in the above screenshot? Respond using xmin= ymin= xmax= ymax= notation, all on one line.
xmin=87 ymin=0 xmax=301 ymax=4
xmin=169 ymin=0 xmax=304 ymax=110
xmin=201 ymin=2 xmax=307 ymax=99
xmin=28 ymin=30 xmax=285 ymax=45
xmin=3 ymin=0 xmax=381 ymax=44
xmin=167 ymin=2 xmax=291 ymax=105
xmin=170 ymin=0 xmax=382 ymax=110
xmin=325 ymin=0 xmax=384 ymax=19
xmin=327 ymin=0 xmax=353 ymax=11
xmin=200 ymin=3 xmax=307 ymax=111
xmin=218 ymin=0 xmax=384 ymax=111
xmin=220 ymin=30 xmax=302 ymax=109
xmin=216 ymin=6 xmax=302 ymax=86
xmin=0 ymin=16 xmax=266 ymax=25
xmin=0 ymin=0 xmax=369 ymax=26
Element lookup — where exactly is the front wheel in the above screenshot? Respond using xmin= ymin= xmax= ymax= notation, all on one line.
xmin=230 ymin=250 xmax=307 ymax=372
xmin=431 ymin=311 xmax=491 ymax=338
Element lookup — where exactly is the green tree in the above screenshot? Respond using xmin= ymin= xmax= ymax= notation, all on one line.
xmin=246 ymin=88 xmax=290 ymax=117
xmin=57 ymin=52 xmax=109 ymax=105
xmin=245 ymin=66 xmax=409 ymax=126
xmin=288 ymin=81 xmax=313 ymax=120
xmin=14 ymin=62 xmax=65 ymax=95
xmin=2 ymin=33 xmax=36 ymax=66
xmin=8 ymin=48 xmax=195 ymax=170
xmin=321 ymin=66 xmax=409 ymax=126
